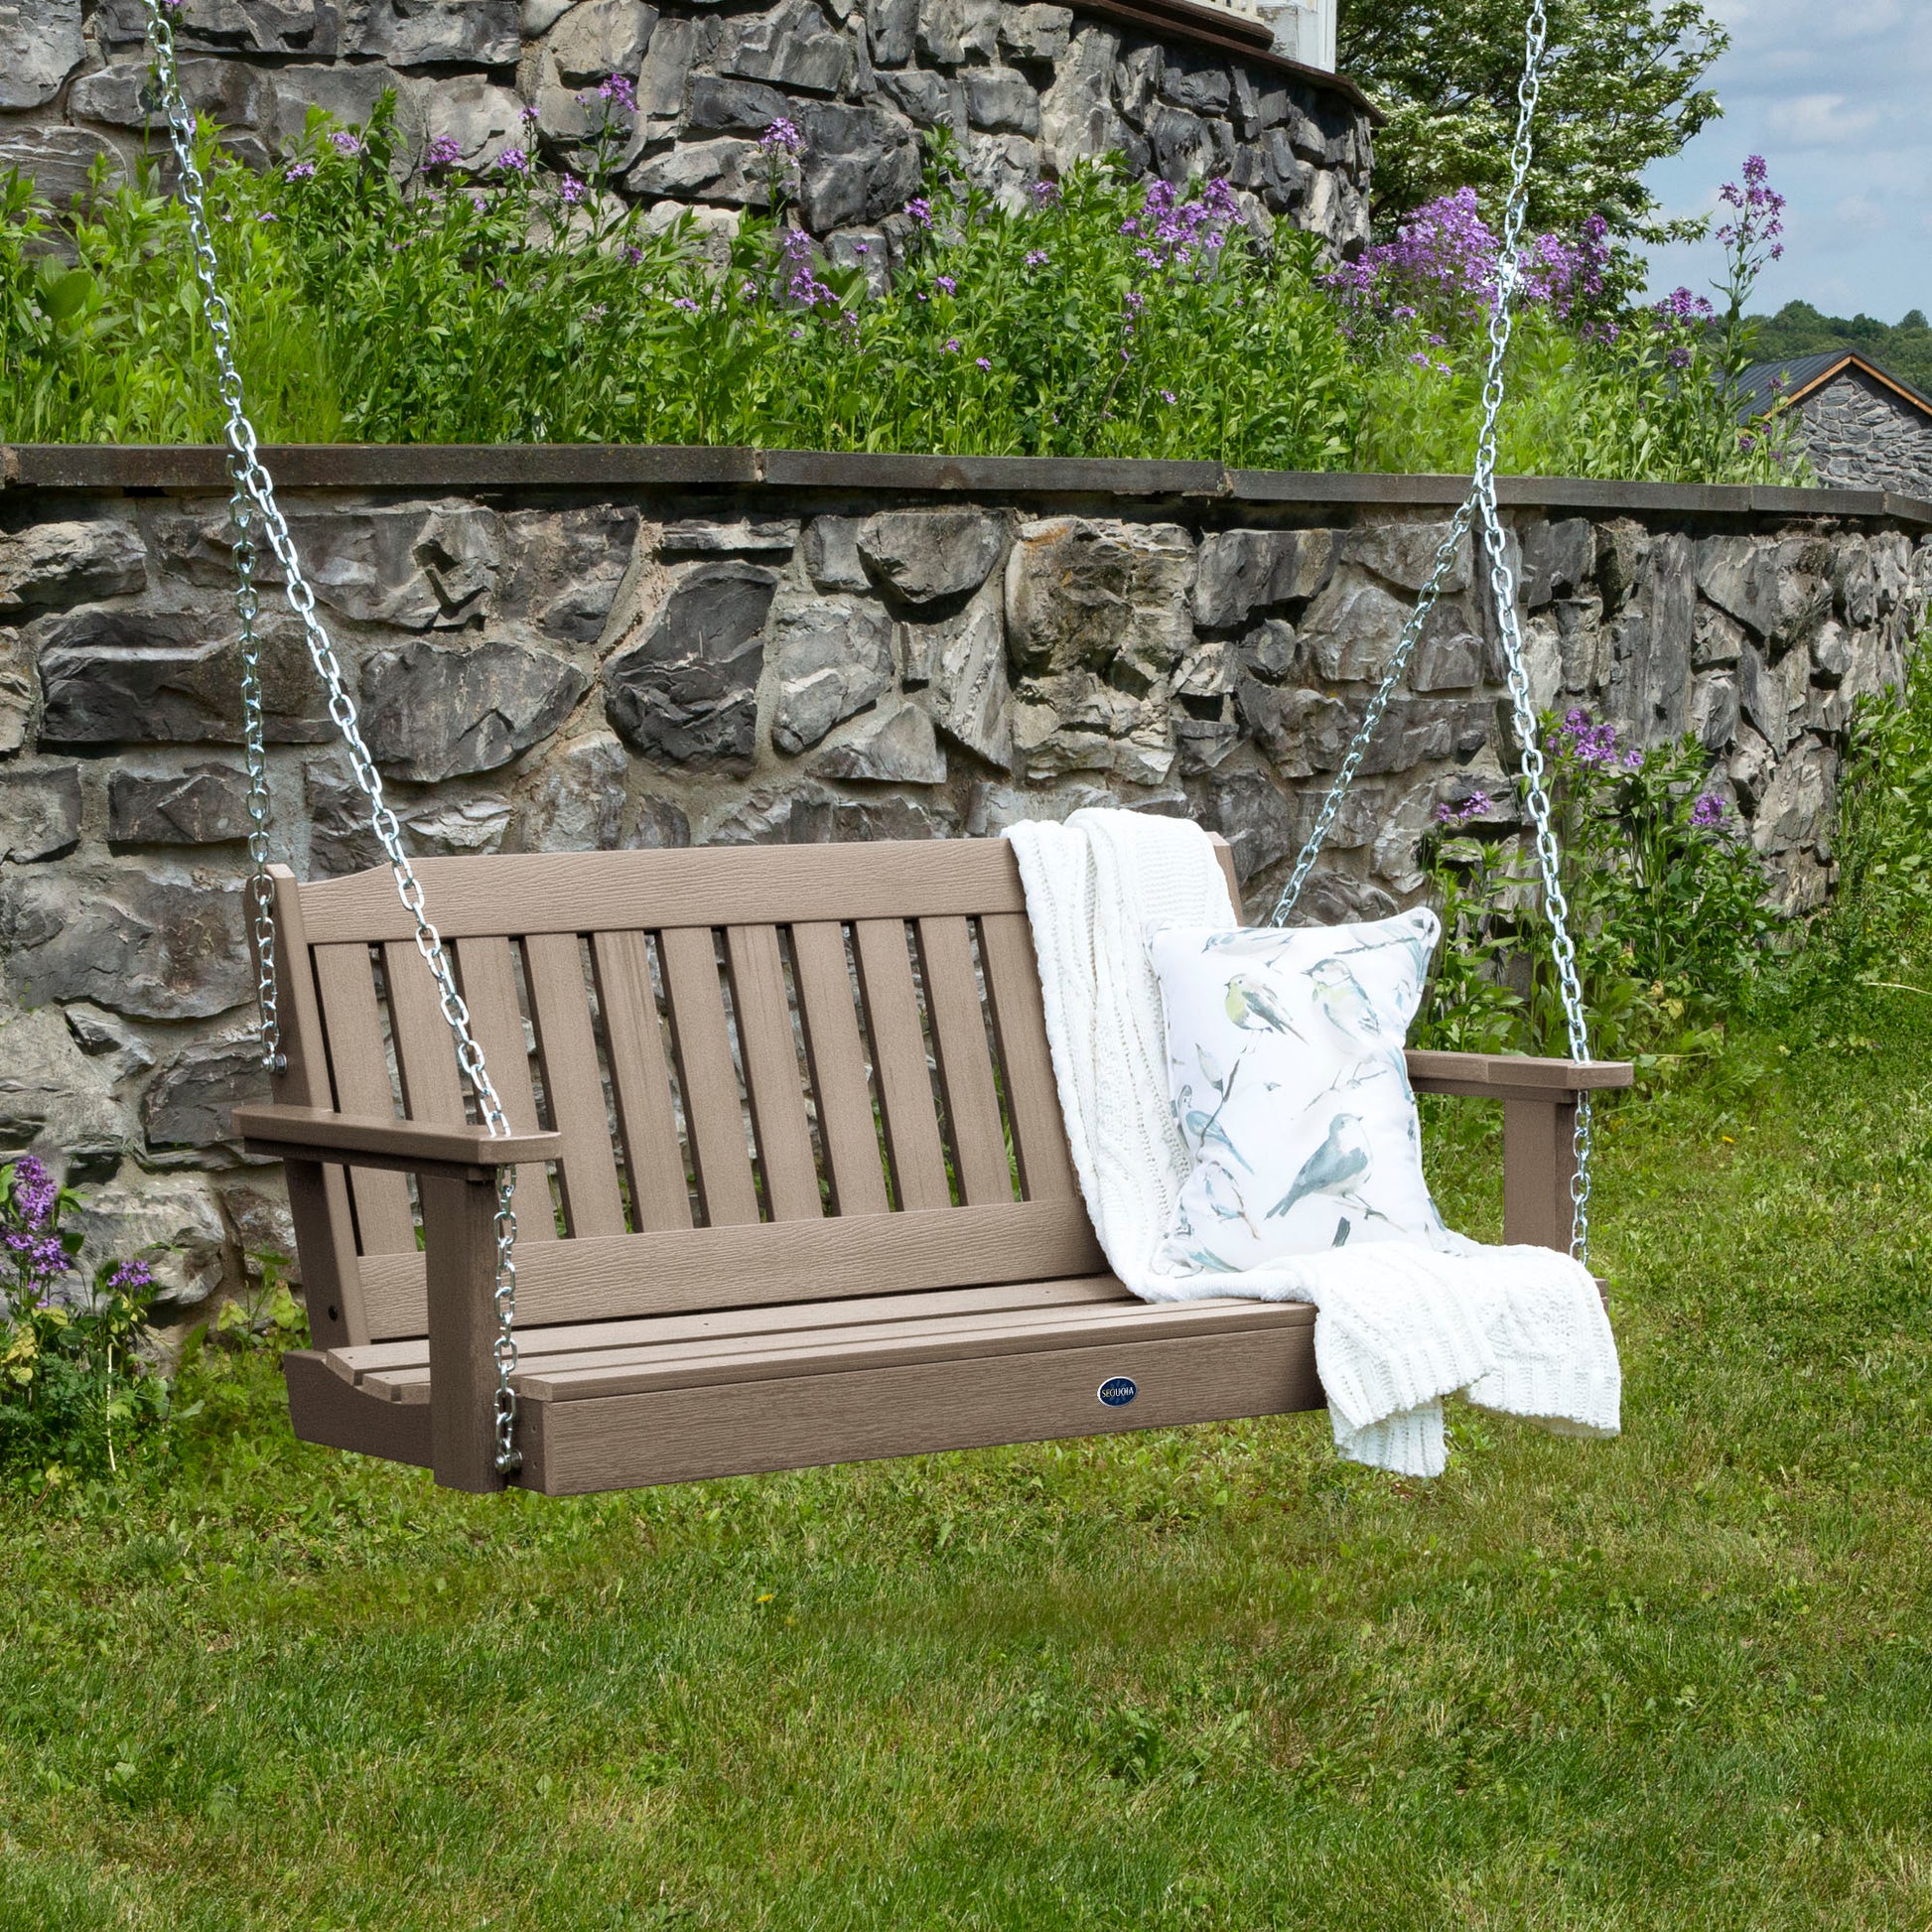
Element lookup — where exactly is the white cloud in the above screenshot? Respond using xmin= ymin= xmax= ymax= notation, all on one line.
xmin=1767 ymin=93 xmax=1879 ymax=145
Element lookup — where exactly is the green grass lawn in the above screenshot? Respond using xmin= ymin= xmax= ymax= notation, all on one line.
xmin=4 ymin=989 xmax=1931 ymax=1931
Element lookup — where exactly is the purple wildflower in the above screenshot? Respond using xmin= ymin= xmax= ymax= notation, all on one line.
xmin=1691 ymin=792 xmax=1726 ymax=829
xmin=672 ymin=296 xmax=700 ymax=313
xmin=1554 ymin=707 xmax=1621 ymax=766
xmin=777 ymin=224 xmax=836 ymax=309
xmin=329 ymin=131 xmax=362 ymax=158
xmin=1024 ymin=248 xmax=1049 ymax=268
xmin=496 ymin=147 xmax=530 ymax=175
xmin=935 ymin=273 xmax=956 ymax=296
xmin=255 ymin=210 xmax=278 ymax=223
xmin=760 ymin=117 xmax=804 ymax=158
xmin=1434 ymin=789 xmax=1492 ymax=828
xmin=521 ymin=102 xmax=540 ymax=125
xmin=975 ymin=356 xmax=991 ymax=370
xmin=560 ymin=173 xmax=586 ymax=206
xmin=425 ymin=134 xmax=463 ymax=170
xmin=1031 ymin=179 xmax=1059 ymax=207
xmin=1718 ymin=155 xmax=1786 ymax=268
xmin=944 ymin=338 xmax=961 ymax=352
xmin=904 ymin=197 xmax=932 ymax=228
xmin=10 ymin=1157 xmax=56 ymax=1232
xmin=108 ymin=1259 xmax=153 ymax=1295
xmin=598 ymin=72 xmax=638 ymax=113
xmin=286 ymin=159 xmax=317 ymax=181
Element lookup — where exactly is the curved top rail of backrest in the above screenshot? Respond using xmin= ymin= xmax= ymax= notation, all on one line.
xmin=296 ymin=842 xmax=1031 ymax=945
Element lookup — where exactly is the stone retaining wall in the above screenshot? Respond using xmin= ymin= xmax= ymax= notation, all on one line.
xmin=0 ymin=0 xmax=1374 ymax=266
xmin=3 ymin=447 xmax=1929 ymax=1310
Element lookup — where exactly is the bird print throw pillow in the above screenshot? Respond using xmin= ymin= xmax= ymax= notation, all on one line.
xmin=1147 ymin=908 xmax=1456 ymax=1274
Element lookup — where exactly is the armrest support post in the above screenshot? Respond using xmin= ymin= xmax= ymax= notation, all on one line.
xmin=1502 ymin=1095 xmax=1579 ymax=1252
xmin=420 ymin=1174 xmax=507 ymax=1493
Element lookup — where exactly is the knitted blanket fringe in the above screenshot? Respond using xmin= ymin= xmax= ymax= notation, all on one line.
xmin=1004 ymin=808 xmax=1621 ymax=1477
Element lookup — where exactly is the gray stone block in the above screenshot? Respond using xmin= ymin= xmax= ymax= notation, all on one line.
xmin=515 ymin=731 xmax=628 ymax=852
xmin=1343 ymin=521 xmax=1471 ymax=595
xmin=0 ymin=521 xmax=146 ymax=617
xmin=0 ymin=0 xmax=82 ymax=109
xmin=1521 ymin=516 xmax=1595 ymax=609
xmin=1192 ymin=528 xmax=1332 ymax=628
xmin=803 ymin=516 xmax=872 ymax=591
xmin=108 ymin=761 xmax=254 ymax=845
xmin=0 ymin=869 xmax=251 ymax=1020
xmin=1299 ymin=573 xmax=1410 ymax=682
xmin=97 ymin=0 xmax=339 ymax=56
xmin=770 ymin=594 xmax=896 ymax=755
xmin=402 ymin=794 xmax=513 ymax=856
xmin=1409 ymin=599 xmax=1482 ymax=692
xmin=0 ymin=1007 xmax=129 ymax=1184
xmin=0 ymin=761 xmax=81 ymax=864
xmin=142 ymin=1037 xmax=268 ymax=1153
xmin=622 ymin=794 xmax=693 ymax=849
xmin=797 ymin=102 xmax=921 ymax=228
xmin=896 ymin=587 xmax=1011 ymax=767
xmin=36 ymin=608 xmax=332 ymax=747
xmin=719 ymin=0 xmax=853 ymax=93
xmin=877 ymin=67 xmax=966 ymax=130
xmin=69 ymin=56 xmax=269 ymax=131
xmin=545 ymin=0 xmax=656 ymax=82
xmin=999 ymin=4 xmax=1071 ymax=62
xmin=359 ymin=637 xmax=589 ymax=781
xmin=69 ymin=1172 xmax=228 ymax=1310
xmin=869 ymin=0 xmax=919 ymax=65
xmin=859 ymin=508 xmax=1005 ymax=606
xmin=812 ymin=701 xmax=947 ymax=782
xmin=497 ymin=505 xmax=640 ymax=642
xmin=355 ymin=0 xmax=521 ymax=67
xmin=965 ymin=68 xmax=1040 ymax=136
xmin=917 ymin=0 xmax=1001 ymax=66
xmin=0 ymin=129 xmax=123 ymax=209
xmin=0 ymin=627 xmax=30 ymax=758
xmin=682 ymin=73 xmax=794 ymax=137
xmin=602 ymin=561 xmax=777 ymax=769
xmin=660 ymin=515 xmax=799 ymax=556
xmin=1160 ymin=55 xmax=1231 ymax=115
xmin=1006 ymin=516 xmax=1194 ymax=681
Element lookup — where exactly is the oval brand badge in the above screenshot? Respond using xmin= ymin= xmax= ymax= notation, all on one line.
xmin=1097 ymin=1376 xmax=1138 ymax=1408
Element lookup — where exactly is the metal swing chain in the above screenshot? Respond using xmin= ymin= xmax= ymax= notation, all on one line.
xmin=143 ymin=0 xmax=525 ymax=1472
xmin=1270 ymin=0 xmax=1595 ymax=1263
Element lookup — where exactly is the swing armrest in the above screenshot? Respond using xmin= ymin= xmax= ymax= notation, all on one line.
xmin=1404 ymin=1050 xmax=1634 ymax=1100
xmin=233 ymin=1105 xmax=564 ymax=1182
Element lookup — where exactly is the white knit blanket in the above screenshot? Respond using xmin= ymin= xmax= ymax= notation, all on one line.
xmin=1005 ymin=807 xmax=1621 ymax=1476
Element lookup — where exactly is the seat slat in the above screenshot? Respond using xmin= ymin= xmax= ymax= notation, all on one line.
xmin=977 ymin=911 xmax=1078 ymax=1202
xmin=523 ymin=931 xmax=627 ymax=1239
xmin=724 ymin=926 xmax=822 ymax=1222
xmin=853 ymin=918 xmax=952 ymax=1213
xmin=353 ymin=1295 xmax=1307 ymax=1402
xmin=916 ymin=916 xmax=1015 ymax=1206
xmin=521 ymin=1298 xmax=1313 ymax=1402
xmin=310 ymin=943 xmax=415 ymax=1256
xmin=355 ymin=1196 xmax=1108 ymax=1338
xmin=450 ymin=936 xmax=556 ymax=1242
xmin=788 ymin=921 xmax=891 ymax=1218
xmin=657 ymin=926 xmax=761 ymax=1226
xmin=330 ymin=1276 xmax=1136 ymax=1377
xmin=589 ymin=931 xmax=693 ymax=1233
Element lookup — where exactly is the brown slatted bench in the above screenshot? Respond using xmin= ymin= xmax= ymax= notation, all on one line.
xmin=234 ymin=836 xmax=1633 ymax=1495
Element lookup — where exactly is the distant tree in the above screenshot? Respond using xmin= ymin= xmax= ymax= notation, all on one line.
xmin=1339 ymin=0 xmax=1727 ymax=244
xmin=1748 ymin=302 xmax=1932 ymax=396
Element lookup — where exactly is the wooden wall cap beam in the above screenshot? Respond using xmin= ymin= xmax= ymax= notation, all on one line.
xmin=5 ymin=444 xmax=1929 ymax=530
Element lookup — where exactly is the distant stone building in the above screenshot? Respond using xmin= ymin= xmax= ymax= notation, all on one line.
xmin=1737 ymin=350 xmax=1932 ymax=499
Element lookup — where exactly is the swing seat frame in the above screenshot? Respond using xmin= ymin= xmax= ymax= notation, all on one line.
xmin=234 ymin=835 xmax=1631 ymax=1495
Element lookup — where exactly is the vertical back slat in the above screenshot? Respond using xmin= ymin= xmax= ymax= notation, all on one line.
xmin=450 ymin=936 xmax=556 ymax=1242
xmin=311 ymin=943 xmax=418 ymax=1256
xmin=657 ymin=926 xmax=761 ymax=1227
xmin=915 ymin=917 xmax=1015 ymax=1206
xmin=384 ymin=939 xmax=469 ymax=1124
xmin=589 ymin=931 xmax=693 ymax=1232
xmin=789 ymin=921 xmax=891 ymax=1218
xmin=724 ymin=926 xmax=822 ymax=1222
xmin=523 ymin=932 xmax=627 ymax=1238
xmin=852 ymin=918 xmax=951 ymax=1213
xmin=978 ymin=912 xmax=1079 ymax=1202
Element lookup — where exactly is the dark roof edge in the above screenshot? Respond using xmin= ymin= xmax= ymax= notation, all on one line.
xmin=1068 ymin=0 xmax=1382 ymax=120
xmin=4 ymin=445 xmax=1928 ymax=527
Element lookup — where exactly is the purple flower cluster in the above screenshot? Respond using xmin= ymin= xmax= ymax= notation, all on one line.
xmin=1553 ymin=707 xmax=1623 ymax=766
xmin=904 ymin=197 xmax=932 ymax=229
xmin=1024 ymin=247 xmax=1049 ymax=269
xmin=424 ymin=134 xmax=462 ymax=170
xmin=777 ymin=224 xmax=836 ymax=309
xmin=1718 ymin=155 xmax=1785 ymax=271
xmin=3 ymin=1156 xmax=71 ymax=1299
xmin=496 ymin=147 xmax=530 ymax=175
xmin=559 ymin=173 xmax=586 ymax=206
xmin=329 ymin=131 xmax=363 ymax=158
xmin=1031 ymin=179 xmax=1059 ymax=208
xmin=598 ymin=72 xmax=637 ymax=113
xmin=286 ymin=159 xmax=317 ymax=181
xmin=1691 ymin=792 xmax=1726 ymax=829
xmin=1325 ymin=189 xmax=1608 ymax=333
xmin=1435 ymin=789 xmax=1491 ymax=827
xmin=760 ymin=117 xmax=804 ymax=159
xmin=1122 ymin=176 xmax=1240 ymax=274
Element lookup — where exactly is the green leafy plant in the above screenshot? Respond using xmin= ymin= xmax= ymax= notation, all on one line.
xmin=1418 ymin=709 xmax=1782 ymax=1062
xmin=0 ymin=1156 xmax=174 ymax=1485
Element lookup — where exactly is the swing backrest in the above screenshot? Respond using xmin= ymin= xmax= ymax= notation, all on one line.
xmin=271 ymin=841 xmax=1135 ymax=1349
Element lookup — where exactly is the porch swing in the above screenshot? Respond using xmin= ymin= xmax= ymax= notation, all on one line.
xmin=135 ymin=0 xmax=1631 ymax=1494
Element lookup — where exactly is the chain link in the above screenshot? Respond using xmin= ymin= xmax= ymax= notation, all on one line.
xmin=1268 ymin=0 xmax=1594 ymax=1263
xmin=144 ymin=0 xmax=524 ymax=1471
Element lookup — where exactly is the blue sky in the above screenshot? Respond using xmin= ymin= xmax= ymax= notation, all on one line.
xmin=1639 ymin=0 xmax=1932 ymax=322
